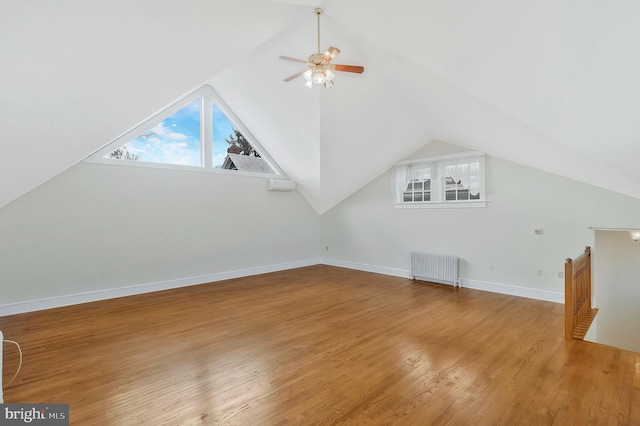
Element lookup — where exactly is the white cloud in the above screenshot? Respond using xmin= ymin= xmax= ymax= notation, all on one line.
xmin=150 ymin=122 xmax=189 ymax=141
xmin=156 ymin=141 xmax=200 ymax=166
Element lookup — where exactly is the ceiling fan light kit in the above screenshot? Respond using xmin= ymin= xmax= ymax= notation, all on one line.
xmin=280 ymin=8 xmax=364 ymax=88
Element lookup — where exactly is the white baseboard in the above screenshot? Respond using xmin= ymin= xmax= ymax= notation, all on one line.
xmin=0 ymin=258 xmax=321 ymax=317
xmin=321 ymin=258 xmax=563 ymax=304
xmin=321 ymin=258 xmax=410 ymax=278
xmin=0 ymin=257 xmax=563 ymax=317
xmin=460 ymin=278 xmax=563 ymax=303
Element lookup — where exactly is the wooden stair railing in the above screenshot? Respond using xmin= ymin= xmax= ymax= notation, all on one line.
xmin=564 ymin=246 xmax=598 ymax=340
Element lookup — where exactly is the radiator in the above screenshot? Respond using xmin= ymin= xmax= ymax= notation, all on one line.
xmin=411 ymin=252 xmax=459 ymax=286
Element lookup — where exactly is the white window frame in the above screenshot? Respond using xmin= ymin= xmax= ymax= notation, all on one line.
xmin=84 ymin=85 xmax=285 ymax=178
xmin=393 ymin=152 xmax=486 ymax=209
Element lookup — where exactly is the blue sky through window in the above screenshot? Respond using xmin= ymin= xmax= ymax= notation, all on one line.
xmin=119 ymin=98 xmax=202 ymax=166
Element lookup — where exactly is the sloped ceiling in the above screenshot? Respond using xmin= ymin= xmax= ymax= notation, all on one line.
xmin=2 ymin=0 xmax=640 ymax=214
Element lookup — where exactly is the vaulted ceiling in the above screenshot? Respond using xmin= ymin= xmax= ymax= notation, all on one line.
xmin=2 ymin=0 xmax=640 ymax=214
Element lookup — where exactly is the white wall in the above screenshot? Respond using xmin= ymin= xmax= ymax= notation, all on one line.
xmin=321 ymin=142 xmax=640 ymax=299
xmin=591 ymin=231 xmax=640 ymax=352
xmin=0 ymin=162 xmax=321 ymax=311
xmin=4 ymin=138 xmax=640 ymax=351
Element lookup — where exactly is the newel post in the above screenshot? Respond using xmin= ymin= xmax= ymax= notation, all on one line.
xmin=584 ymin=246 xmax=591 ymax=308
xmin=564 ymin=257 xmax=573 ymax=339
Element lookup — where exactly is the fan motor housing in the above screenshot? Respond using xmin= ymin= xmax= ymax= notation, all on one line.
xmin=309 ymin=53 xmax=328 ymax=66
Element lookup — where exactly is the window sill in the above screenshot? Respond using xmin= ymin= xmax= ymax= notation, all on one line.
xmin=393 ymin=200 xmax=487 ymax=209
xmin=83 ymin=157 xmax=283 ymax=179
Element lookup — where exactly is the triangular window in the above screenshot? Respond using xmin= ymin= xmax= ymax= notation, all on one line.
xmin=87 ymin=85 xmax=280 ymax=176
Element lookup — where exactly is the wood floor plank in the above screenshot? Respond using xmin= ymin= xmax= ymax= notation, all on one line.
xmin=1 ymin=265 xmax=638 ymax=425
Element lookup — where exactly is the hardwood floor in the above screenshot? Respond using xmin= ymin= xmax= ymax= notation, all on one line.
xmin=1 ymin=265 xmax=638 ymax=425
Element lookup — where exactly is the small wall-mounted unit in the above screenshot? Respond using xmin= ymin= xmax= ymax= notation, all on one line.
xmin=268 ymin=179 xmax=296 ymax=192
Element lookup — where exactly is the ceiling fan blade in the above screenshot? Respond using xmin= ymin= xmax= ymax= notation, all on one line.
xmin=279 ymin=56 xmax=308 ymax=64
xmin=334 ymin=64 xmax=365 ymax=74
xmin=322 ymin=46 xmax=341 ymax=62
xmin=283 ymin=70 xmax=306 ymax=82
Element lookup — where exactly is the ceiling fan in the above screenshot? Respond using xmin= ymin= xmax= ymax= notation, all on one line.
xmin=280 ymin=8 xmax=364 ymax=88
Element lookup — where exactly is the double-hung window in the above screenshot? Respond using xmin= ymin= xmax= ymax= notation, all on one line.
xmin=393 ymin=152 xmax=486 ymax=208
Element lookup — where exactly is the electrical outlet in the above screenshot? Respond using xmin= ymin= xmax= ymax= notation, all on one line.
xmin=488 ymin=263 xmax=493 ymax=270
